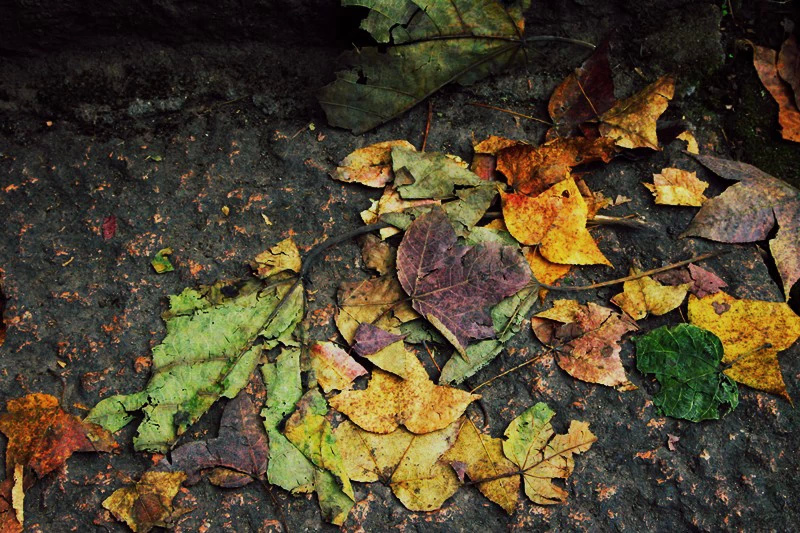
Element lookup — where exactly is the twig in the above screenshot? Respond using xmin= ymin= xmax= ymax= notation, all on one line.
xmin=470 ymin=350 xmax=550 ymax=393
xmin=421 ymin=100 xmax=433 ymax=152
xmin=526 ymin=35 xmax=596 ymax=49
xmin=467 ymin=102 xmax=553 ymax=126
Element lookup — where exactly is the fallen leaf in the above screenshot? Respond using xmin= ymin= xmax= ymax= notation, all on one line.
xmin=310 ymin=341 xmax=368 ymax=393
xmin=251 ymin=238 xmax=301 ymax=279
xmin=392 ymin=147 xmax=481 ymax=199
xmin=319 ymin=0 xmax=530 ymax=133
xmin=778 ymin=35 xmax=800 ymax=109
xmin=441 ymin=419 xmax=519 ymax=513
xmin=667 ymin=434 xmax=680 ymax=451
xmin=335 ymin=274 xmax=417 ymax=344
xmin=688 ymin=291 xmax=800 ymax=400
xmin=752 ymin=41 xmax=800 ymax=142
xmin=634 ymin=324 xmax=739 ymax=422
xmin=150 ymin=248 xmax=174 ymax=274
xmin=682 ymin=154 xmax=800 ymax=298
xmin=599 ymin=75 xmax=675 ymax=149
xmin=330 ymin=347 xmax=478 ymax=434
xmin=501 ymin=177 xmax=612 ymax=266
xmin=102 ymin=215 xmax=117 ymax=240
xmin=396 ymin=207 xmax=531 ymax=356
xmin=335 ymin=418 xmax=461 ymax=511
xmin=644 ymin=168 xmax=708 ymax=206
xmin=0 ymin=479 xmax=22 ymax=533
xmin=654 ymin=264 xmax=727 ymax=298
xmin=611 ymin=268 xmax=690 ymax=320
xmin=532 ymin=300 xmax=637 ymax=388
xmin=503 ymin=403 xmax=595 ymax=504
xmin=676 ymin=130 xmax=700 ymax=154
xmin=332 ymin=140 xmax=416 ymax=187
xmin=102 ymin=471 xmax=189 ymax=533
xmin=471 ymin=136 xmax=523 ymax=181
xmin=496 ymin=137 xmax=617 ymax=196
xmin=524 ymin=247 xmax=572 ymax=286
xmin=359 ymin=233 xmax=396 ymax=275
xmin=87 ymin=279 xmax=303 ymax=452
xmin=352 ymin=323 xmax=411 ymax=378
xmin=360 ymin=186 xmax=441 ymax=239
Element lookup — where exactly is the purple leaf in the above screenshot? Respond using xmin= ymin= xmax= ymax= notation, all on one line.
xmin=352 ymin=323 xmax=405 ymax=356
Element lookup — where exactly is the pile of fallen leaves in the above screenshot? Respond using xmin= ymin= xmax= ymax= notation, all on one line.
xmin=2 ymin=2 xmax=800 ymax=531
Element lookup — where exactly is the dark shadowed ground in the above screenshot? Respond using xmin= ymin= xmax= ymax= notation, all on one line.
xmin=1 ymin=1 xmax=799 ymax=531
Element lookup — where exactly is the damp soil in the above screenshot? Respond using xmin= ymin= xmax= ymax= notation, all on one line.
xmin=1 ymin=1 xmax=799 ymax=531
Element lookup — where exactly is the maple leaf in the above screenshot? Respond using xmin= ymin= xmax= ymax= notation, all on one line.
xmin=352 ymin=323 xmax=411 ymax=378
xmin=599 ymin=75 xmax=675 ymax=149
xmin=332 ymin=140 xmax=416 ymax=187
xmin=87 ymin=279 xmax=303 ymax=452
xmin=531 ymin=300 xmax=637 ymax=389
xmin=688 ymin=291 xmax=800 ymax=401
xmin=396 ymin=207 xmax=531 ymax=356
xmin=752 ymin=40 xmax=800 ymax=142
xmin=330 ymin=347 xmax=478 ymax=433
xmin=681 ymin=154 xmax=800 ymax=298
xmin=634 ymin=324 xmax=739 ymax=422
xmin=501 ymin=177 xmax=612 ymax=266
xmin=441 ymin=419 xmax=519 ymax=513
xmin=644 ymin=167 xmax=708 ymax=206
xmin=334 ymin=418 xmax=461 ymax=511
xmin=610 ymin=268 xmax=690 ymax=320
xmin=778 ymin=35 xmax=800 ymax=110
xmin=335 ymin=274 xmax=417 ymax=344
xmin=251 ymin=238 xmax=301 ymax=279
xmin=309 ymin=341 xmax=368 ymax=393
xmin=102 ymin=471 xmax=190 ymax=533
xmin=318 ymin=0 xmax=530 ymax=133
xmin=503 ymin=403 xmax=595 ymax=504
xmin=653 ymin=263 xmax=727 ymax=299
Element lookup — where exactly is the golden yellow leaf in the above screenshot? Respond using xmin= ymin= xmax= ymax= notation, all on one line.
xmin=688 ymin=291 xmax=800 ymax=400
xmin=676 ymin=130 xmax=700 ymax=154
xmin=599 ymin=75 xmax=675 ymax=149
xmin=102 ymin=471 xmax=188 ymax=533
xmin=472 ymin=135 xmax=523 ymax=155
xmin=251 ymin=238 xmax=301 ymax=279
xmin=333 ymin=140 xmax=416 ymax=187
xmin=524 ymin=247 xmax=571 ymax=285
xmin=644 ymin=168 xmax=708 ymax=206
xmin=611 ymin=268 xmax=690 ymax=320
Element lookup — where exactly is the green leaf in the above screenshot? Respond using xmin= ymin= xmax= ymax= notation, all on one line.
xmin=87 ymin=281 xmax=304 ymax=452
xmin=392 ymin=147 xmax=483 ymax=200
xmin=319 ymin=0 xmax=530 ymax=133
xmin=634 ymin=324 xmax=739 ymax=422
xmin=151 ymin=248 xmax=174 ymax=274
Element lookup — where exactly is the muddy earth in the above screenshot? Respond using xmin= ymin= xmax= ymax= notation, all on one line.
xmin=1 ymin=1 xmax=799 ymax=531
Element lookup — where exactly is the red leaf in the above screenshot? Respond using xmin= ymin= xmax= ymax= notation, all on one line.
xmin=352 ymin=323 xmax=405 ymax=356
xmin=102 ymin=216 xmax=117 ymax=240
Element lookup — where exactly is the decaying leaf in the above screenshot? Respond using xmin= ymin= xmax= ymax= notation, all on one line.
xmin=333 ymin=140 xmax=416 ymax=187
xmin=752 ymin=41 xmax=800 ymax=142
xmin=611 ymin=268 xmax=690 ymax=320
xmin=644 ymin=168 xmax=708 ymax=206
xmin=352 ymin=323 xmax=411 ymax=378
xmin=319 ymin=0 xmax=530 ymax=133
xmin=682 ymin=154 xmax=800 ymax=298
xmin=335 ymin=419 xmax=461 ymax=511
xmin=151 ymin=248 xmax=174 ymax=274
xmin=360 ymin=233 xmax=396 ymax=275
xmin=251 ymin=238 xmax=301 ymax=279
xmin=335 ymin=274 xmax=417 ymax=344
xmin=688 ymin=291 xmax=800 ymax=400
xmin=1 ymin=479 xmax=22 ymax=533
xmin=634 ymin=324 xmax=739 ymax=422
xmin=778 ymin=35 xmax=800 ymax=110
xmin=501 ymin=177 xmax=612 ymax=266
xmin=87 ymin=279 xmax=303 ymax=452
xmin=309 ymin=341 xmax=368 ymax=393
xmin=396 ymin=207 xmax=530 ymax=356
xmin=441 ymin=419 xmax=519 ymax=513
xmin=599 ymin=75 xmax=675 ymax=149
xmin=503 ymin=403 xmax=595 ymax=504
xmin=102 ymin=471 xmax=189 ymax=533
xmin=532 ymin=300 xmax=637 ymax=389
xmin=653 ymin=263 xmax=727 ymax=299
xmin=330 ymin=347 xmax=478 ymax=434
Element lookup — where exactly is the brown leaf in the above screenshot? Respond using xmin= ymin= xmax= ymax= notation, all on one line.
xmin=335 ymin=274 xmax=417 ymax=344
xmin=102 ymin=471 xmax=190 ymax=533
xmin=754 ymin=40 xmax=800 ymax=142
xmin=359 ymin=233 xmax=395 ymax=275
xmin=332 ymin=140 xmax=416 ymax=187
xmin=599 ymin=75 xmax=675 ymax=149
xmin=653 ymin=264 xmax=727 ymax=299
xmin=778 ymin=35 xmax=800 ymax=110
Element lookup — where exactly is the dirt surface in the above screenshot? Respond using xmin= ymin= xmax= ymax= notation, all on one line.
xmin=1 ymin=1 xmax=799 ymax=531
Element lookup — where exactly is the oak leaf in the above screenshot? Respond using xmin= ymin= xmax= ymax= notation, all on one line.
xmin=102 ymin=471 xmax=189 ymax=533
xmin=251 ymin=238 xmax=301 ymax=279
xmin=752 ymin=40 xmax=800 ymax=142
xmin=644 ymin=167 xmax=708 ymax=206
xmin=599 ymin=75 xmax=675 ymax=149
xmin=611 ymin=268 xmax=690 ymax=320
xmin=309 ymin=341 xmax=368 ymax=393
xmin=332 ymin=140 xmax=416 ymax=187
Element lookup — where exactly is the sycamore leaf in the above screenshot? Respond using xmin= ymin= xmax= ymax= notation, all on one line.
xmin=352 ymin=323 xmax=411 ymax=378
xmin=87 ymin=280 xmax=304 ymax=452
xmin=644 ymin=168 xmax=708 ymax=206
xmin=501 ymin=177 xmax=612 ymax=266
xmin=688 ymin=292 xmax=800 ymax=400
xmin=251 ymin=238 xmax=301 ymax=279
xmin=599 ymin=75 xmax=675 ymax=149
xmin=319 ymin=0 xmax=530 ymax=133
xmin=681 ymin=154 xmax=800 ymax=299
xmin=335 ymin=274 xmax=418 ymax=344
xmin=503 ymin=403 xmax=595 ymax=505
xmin=634 ymin=324 xmax=739 ymax=422
xmin=334 ymin=418 xmax=461 ymax=511
xmin=532 ymin=300 xmax=637 ymax=389
xmin=102 ymin=471 xmax=189 ymax=533
xmin=611 ymin=268 xmax=690 ymax=320
xmin=653 ymin=264 xmax=727 ymax=299
xmin=331 ymin=347 xmax=478 ymax=433
xmin=332 ymin=140 xmax=416 ymax=187
xmin=752 ymin=40 xmax=800 ymax=142
xmin=396 ymin=207 xmax=530 ymax=356
xmin=441 ymin=419 xmax=519 ymax=513
xmin=309 ymin=342 xmax=368 ymax=393
xmin=778 ymin=35 xmax=800 ymax=110
xmin=0 ymin=393 xmax=116 ymax=479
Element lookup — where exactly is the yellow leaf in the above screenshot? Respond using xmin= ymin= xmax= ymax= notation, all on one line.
xmin=599 ymin=75 xmax=675 ymax=149
xmin=102 ymin=471 xmax=188 ymax=533
xmin=251 ymin=238 xmax=301 ymax=279
xmin=644 ymin=168 xmax=708 ymax=206
xmin=333 ymin=140 xmax=416 ymax=187
xmin=309 ymin=342 xmax=367 ymax=393
xmin=611 ymin=268 xmax=690 ymax=320
xmin=676 ymin=130 xmax=700 ymax=154
xmin=688 ymin=291 xmax=800 ymax=400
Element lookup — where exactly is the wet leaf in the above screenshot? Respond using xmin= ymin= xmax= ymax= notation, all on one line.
xmin=599 ymin=75 xmax=675 ymax=149
xmin=778 ymin=35 xmax=800 ymax=110
xmin=532 ymin=300 xmax=637 ymax=389
xmin=501 ymin=177 xmax=612 ymax=266
xmin=752 ymin=41 xmax=800 ymax=142
xmin=332 ymin=140 xmax=416 ymax=187
xmin=151 ymin=248 xmax=174 ymax=274
xmin=611 ymin=268 xmax=690 ymax=320
xmin=310 ymin=341 xmax=368 ymax=393
xmin=331 ymin=347 xmax=478 ymax=433
xmin=682 ymin=154 xmax=800 ymax=298
xmin=503 ymin=403 xmax=595 ymax=504
xmin=396 ymin=207 xmax=531 ymax=356
xmin=335 ymin=418 xmax=461 ymax=511
xmin=441 ymin=419 xmax=519 ymax=513
xmin=102 ymin=471 xmax=189 ymax=533
xmin=251 ymin=238 xmax=301 ymax=279
xmin=644 ymin=167 xmax=708 ymax=206
xmin=319 ymin=0 xmax=530 ymax=133
xmin=634 ymin=324 xmax=739 ymax=422
xmin=688 ymin=291 xmax=800 ymax=400
xmin=87 ymin=279 xmax=303 ymax=452
xmin=335 ymin=274 xmax=417 ymax=344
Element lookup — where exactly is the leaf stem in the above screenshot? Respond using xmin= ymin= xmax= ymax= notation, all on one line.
xmin=470 ymin=350 xmax=550 ymax=393
xmin=526 ymin=35 xmax=596 ymax=49
xmin=467 ymin=102 xmax=553 ymax=125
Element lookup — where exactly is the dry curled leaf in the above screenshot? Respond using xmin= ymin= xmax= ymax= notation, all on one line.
xmin=644 ymin=167 xmax=708 ymax=206
xmin=332 ymin=140 xmax=416 ymax=187
xmin=611 ymin=268 xmax=690 ymax=320
xmin=102 ymin=471 xmax=189 ymax=533
xmin=599 ymin=75 xmax=675 ymax=149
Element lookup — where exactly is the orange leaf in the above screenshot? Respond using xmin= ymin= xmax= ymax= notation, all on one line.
xmin=752 ymin=41 xmax=800 ymax=143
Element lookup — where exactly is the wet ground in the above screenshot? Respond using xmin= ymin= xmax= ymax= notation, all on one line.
xmin=1 ymin=1 xmax=799 ymax=531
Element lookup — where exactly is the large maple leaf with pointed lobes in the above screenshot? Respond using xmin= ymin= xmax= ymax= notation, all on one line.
xmin=396 ymin=206 xmax=531 ymax=356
